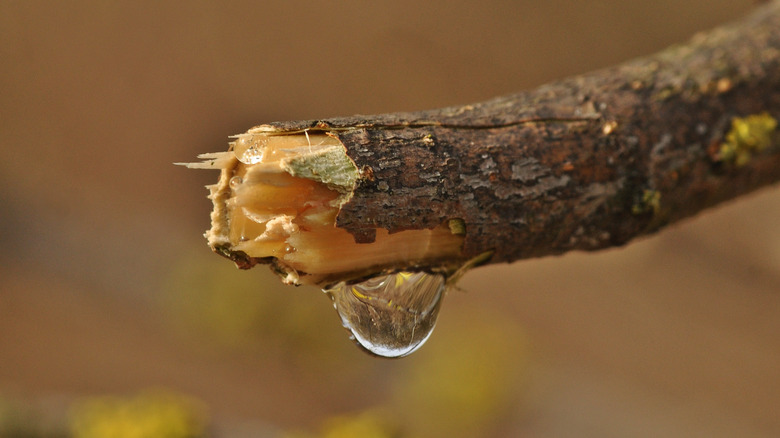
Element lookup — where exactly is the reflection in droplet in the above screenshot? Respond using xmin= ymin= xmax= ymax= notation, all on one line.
xmin=323 ymin=271 xmax=446 ymax=358
xmin=233 ymin=134 xmax=266 ymax=164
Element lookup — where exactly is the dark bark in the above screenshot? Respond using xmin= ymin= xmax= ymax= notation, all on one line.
xmin=252 ymin=1 xmax=780 ymax=267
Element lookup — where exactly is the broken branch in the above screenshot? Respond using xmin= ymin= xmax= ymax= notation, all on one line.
xmin=185 ymin=0 xmax=780 ymax=286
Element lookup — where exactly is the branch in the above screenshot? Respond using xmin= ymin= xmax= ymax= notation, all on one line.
xmin=185 ymin=1 xmax=780 ymax=286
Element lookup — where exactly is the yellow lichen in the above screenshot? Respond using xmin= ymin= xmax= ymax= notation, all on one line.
xmin=632 ymin=189 xmax=661 ymax=215
xmin=719 ymin=112 xmax=778 ymax=167
xmin=447 ymin=218 xmax=466 ymax=235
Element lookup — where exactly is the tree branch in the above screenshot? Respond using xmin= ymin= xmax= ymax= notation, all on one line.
xmin=188 ymin=0 xmax=780 ymax=286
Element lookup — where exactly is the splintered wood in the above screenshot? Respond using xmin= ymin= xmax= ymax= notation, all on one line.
xmin=184 ymin=129 xmax=463 ymax=286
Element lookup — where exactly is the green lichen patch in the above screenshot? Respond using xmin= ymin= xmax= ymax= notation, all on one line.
xmin=281 ymin=145 xmax=359 ymax=194
xmin=718 ymin=112 xmax=778 ymax=167
xmin=631 ymin=189 xmax=661 ymax=215
xmin=448 ymin=218 xmax=466 ymax=235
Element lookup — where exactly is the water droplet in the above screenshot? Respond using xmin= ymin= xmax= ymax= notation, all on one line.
xmin=324 ymin=271 xmax=446 ymax=358
xmin=229 ymin=175 xmax=243 ymax=190
xmin=233 ymin=134 xmax=266 ymax=164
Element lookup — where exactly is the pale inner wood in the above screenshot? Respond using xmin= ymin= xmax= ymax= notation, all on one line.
xmin=223 ymin=132 xmax=463 ymax=278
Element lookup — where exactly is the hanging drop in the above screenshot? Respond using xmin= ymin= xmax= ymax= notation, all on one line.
xmin=323 ymin=271 xmax=446 ymax=358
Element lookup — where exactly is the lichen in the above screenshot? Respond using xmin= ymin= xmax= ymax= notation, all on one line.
xmin=282 ymin=145 xmax=359 ymax=193
xmin=448 ymin=218 xmax=466 ymax=235
xmin=631 ymin=189 xmax=661 ymax=215
xmin=718 ymin=112 xmax=778 ymax=167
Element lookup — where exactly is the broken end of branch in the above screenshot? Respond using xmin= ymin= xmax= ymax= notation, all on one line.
xmin=184 ymin=128 xmax=468 ymax=286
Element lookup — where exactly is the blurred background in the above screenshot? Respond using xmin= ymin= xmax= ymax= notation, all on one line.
xmin=1 ymin=1 xmax=779 ymax=437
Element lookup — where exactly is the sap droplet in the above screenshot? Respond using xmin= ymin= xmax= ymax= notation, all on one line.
xmin=324 ymin=271 xmax=446 ymax=358
xmin=233 ymin=134 xmax=267 ymax=164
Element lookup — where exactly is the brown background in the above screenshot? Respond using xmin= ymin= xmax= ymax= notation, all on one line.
xmin=1 ymin=1 xmax=778 ymax=437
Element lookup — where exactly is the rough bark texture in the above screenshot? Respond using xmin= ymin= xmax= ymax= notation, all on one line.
xmin=249 ymin=1 xmax=780 ymax=268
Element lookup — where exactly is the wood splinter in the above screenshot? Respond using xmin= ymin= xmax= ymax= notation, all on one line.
xmin=183 ymin=1 xmax=780 ymax=287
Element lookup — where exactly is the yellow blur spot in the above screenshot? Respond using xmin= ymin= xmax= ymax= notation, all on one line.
xmin=69 ymin=390 xmax=208 ymax=438
xmin=320 ymin=410 xmax=395 ymax=438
